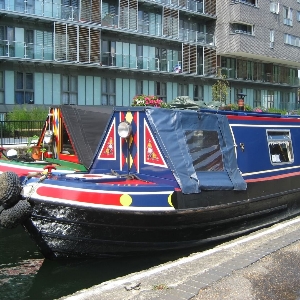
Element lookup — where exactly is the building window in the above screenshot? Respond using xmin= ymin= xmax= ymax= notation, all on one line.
xmin=0 ymin=26 xmax=14 ymax=57
xmin=155 ymin=81 xmax=166 ymax=102
xmin=283 ymin=7 xmax=293 ymax=26
xmin=155 ymin=48 xmax=167 ymax=72
xmin=193 ymin=85 xmax=203 ymax=102
xmin=15 ymin=72 xmax=34 ymax=104
xmin=297 ymin=11 xmax=300 ymax=22
xmin=238 ymin=0 xmax=257 ymax=6
xmin=0 ymin=71 xmax=4 ymax=104
xmin=253 ymin=89 xmax=261 ymax=107
xmin=270 ymin=2 xmax=279 ymax=14
xmin=101 ymin=40 xmax=116 ymax=66
xmin=284 ymin=34 xmax=300 ymax=47
xmin=178 ymin=83 xmax=188 ymax=96
xmin=102 ymin=78 xmax=115 ymax=105
xmin=231 ymin=23 xmax=254 ymax=35
xmin=136 ymin=80 xmax=143 ymax=95
xmin=62 ymin=75 xmax=77 ymax=105
xmin=25 ymin=29 xmax=34 ymax=59
xmin=263 ymin=90 xmax=274 ymax=108
xmin=280 ymin=92 xmax=289 ymax=110
xmin=267 ymin=130 xmax=294 ymax=165
xmin=270 ymin=30 xmax=274 ymax=48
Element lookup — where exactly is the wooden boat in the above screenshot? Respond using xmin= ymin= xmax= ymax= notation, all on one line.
xmin=0 ymin=106 xmax=113 ymax=176
xmin=2 ymin=106 xmax=300 ymax=259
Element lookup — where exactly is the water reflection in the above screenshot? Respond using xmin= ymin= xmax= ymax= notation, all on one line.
xmin=0 ymin=226 xmax=223 ymax=300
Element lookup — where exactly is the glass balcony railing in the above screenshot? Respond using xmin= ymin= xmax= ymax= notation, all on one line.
xmin=1 ymin=0 xmax=79 ymax=21
xmin=143 ymin=0 xmax=204 ymax=14
xmin=0 ymin=0 xmax=206 ymax=22
xmin=101 ymin=52 xmax=184 ymax=73
xmin=0 ymin=1 xmax=214 ymax=46
xmin=0 ymin=40 xmax=53 ymax=60
xmin=179 ymin=29 xmax=214 ymax=45
xmin=136 ymin=19 xmax=214 ymax=45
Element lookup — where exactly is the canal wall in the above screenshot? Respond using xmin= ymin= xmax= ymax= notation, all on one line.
xmin=58 ymin=216 xmax=300 ymax=300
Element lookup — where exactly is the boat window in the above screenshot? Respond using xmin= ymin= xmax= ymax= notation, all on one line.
xmin=267 ymin=130 xmax=294 ymax=164
xmin=185 ymin=130 xmax=224 ymax=171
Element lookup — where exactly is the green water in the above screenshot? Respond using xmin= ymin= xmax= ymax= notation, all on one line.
xmin=0 ymin=226 xmax=213 ymax=300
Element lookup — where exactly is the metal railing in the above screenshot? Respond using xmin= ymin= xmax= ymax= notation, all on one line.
xmin=0 ymin=120 xmax=44 ymax=146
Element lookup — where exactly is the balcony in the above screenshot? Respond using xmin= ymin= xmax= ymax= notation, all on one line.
xmin=0 ymin=40 xmax=53 ymax=60
xmin=141 ymin=0 xmax=205 ymax=15
xmin=0 ymin=0 xmax=79 ymax=21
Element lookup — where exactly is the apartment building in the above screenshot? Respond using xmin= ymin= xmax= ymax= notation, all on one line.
xmin=0 ymin=0 xmax=298 ymax=110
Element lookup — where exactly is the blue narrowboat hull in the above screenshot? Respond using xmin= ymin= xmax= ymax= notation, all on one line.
xmin=3 ymin=107 xmax=300 ymax=259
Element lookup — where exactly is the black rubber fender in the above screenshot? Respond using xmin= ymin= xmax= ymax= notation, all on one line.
xmin=0 ymin=171 xmax=21 ymax=209
xmin=0 ymin=200 xmax=32 ymax=229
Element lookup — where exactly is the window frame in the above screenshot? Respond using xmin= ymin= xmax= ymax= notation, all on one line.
xmin=283 ymin=6 xmax=293 ymax=26
xmin=193 ymin=84 xmax=204 ymax=102
xmin=266 ymin=129 xmax=294 ymax=165
xmin=101 ymin=77 xmax=116 ymax=105
xmin=178 ymin=83 xmax=188 ymax=96
xmin=155 ymin=81 xmax=167 ymax=102
xmin=0 ymin=71 xmax=4 ymax=104
xmin=15 ymin=72 xmax=34 ymax=104
xmin=62 ymin=74 xmax=78 ymax=105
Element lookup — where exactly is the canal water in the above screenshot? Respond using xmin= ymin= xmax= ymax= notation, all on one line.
xmin=0 ymin=226 xmax=221 ymax=300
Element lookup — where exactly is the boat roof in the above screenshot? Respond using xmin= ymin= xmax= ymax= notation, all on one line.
xmin=57 ymin=105 xmax=113 ymax=168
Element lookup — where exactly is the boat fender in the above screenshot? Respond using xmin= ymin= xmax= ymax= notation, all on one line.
xmin=0 ymin=200 xmax=32 ymax=229
xmin=0 ymin=171 xmax=22 ymax=209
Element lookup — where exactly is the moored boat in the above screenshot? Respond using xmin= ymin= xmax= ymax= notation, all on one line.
xmin=2 ymin=106 xmax=300 ymax=259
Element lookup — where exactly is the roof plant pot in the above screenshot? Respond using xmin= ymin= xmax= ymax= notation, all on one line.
xmin=30 ymin=145 xmax=41 ymax=160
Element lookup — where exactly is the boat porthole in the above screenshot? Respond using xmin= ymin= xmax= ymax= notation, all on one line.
xmin=120 ymin=194 xmax=132 ymax=206
xmin=168 ymin=194 xmax=173 ymax=207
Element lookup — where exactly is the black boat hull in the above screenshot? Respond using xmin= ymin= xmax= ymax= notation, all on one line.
xmin=22 ymin=179 xmax=300 ymax=259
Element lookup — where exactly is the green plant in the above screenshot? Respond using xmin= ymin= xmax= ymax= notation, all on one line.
xmin=6 ymin=106 xmax=48 ymax=121
xmin=132 ymin=95 xmax=171 ymax=108
xmin=26 ymin=135 xmax=39 ymax=154
xmin=212 ymin=73 xmax=229 ymax=103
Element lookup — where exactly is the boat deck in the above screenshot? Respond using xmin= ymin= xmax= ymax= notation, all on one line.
xmin=58 ymin=216 xmax=300 ymax=300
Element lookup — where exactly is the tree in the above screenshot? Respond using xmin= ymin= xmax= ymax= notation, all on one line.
xmin=211 ymin=73 xmax=229 ymax=103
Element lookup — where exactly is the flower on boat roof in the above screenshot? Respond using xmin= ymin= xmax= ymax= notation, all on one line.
xmin=253 ymin=106 xmax=267 ymax=112
xmin=132 ymin=95 xmax=171 ymax=108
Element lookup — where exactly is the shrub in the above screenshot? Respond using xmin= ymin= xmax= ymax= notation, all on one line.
xmin=132 ymin=95 xmax=170 ymax=108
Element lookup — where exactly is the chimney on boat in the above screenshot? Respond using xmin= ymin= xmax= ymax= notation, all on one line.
xmin=237 ymin=93 xmax=247 ymax=111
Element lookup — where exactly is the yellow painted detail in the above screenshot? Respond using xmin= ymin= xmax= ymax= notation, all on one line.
xmin=168 ymin=194 xmax=173 ymax=207
xmin=120 ymin=194 xmax=133 ymax=206
xmin=125 ymin=111 xmax=133 ymax=124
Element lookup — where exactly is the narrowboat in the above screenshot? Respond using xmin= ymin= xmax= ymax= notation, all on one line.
xmin=0 ymin=105 xmax=113 ymax=176
xmin=2 ymin=106 xmax=300 ymax=259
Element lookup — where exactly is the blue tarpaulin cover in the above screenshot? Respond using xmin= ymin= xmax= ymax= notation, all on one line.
xmin=145 ymin=108 xmax=247 ymax=194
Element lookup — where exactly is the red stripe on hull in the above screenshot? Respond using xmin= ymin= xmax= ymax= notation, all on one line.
xmin=37 ymin=186 xmax=122 ymax=206
xmin=245 ymin=171 xmax=300 ymax=183
xmin=0 ymin=163 xmax=40 ymax=176
xmin=227 ymin=115 xmax=300 ymax=122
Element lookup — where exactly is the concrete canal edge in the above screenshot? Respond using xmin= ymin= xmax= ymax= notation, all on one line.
xmin=58 ymin=217 xmax=300 ymax=300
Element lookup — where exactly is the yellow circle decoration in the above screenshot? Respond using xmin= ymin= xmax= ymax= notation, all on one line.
xmin=120 ymin=194 xmax=132 ymax=206
xmin=168 ymin=194 xmax=173 ymax=207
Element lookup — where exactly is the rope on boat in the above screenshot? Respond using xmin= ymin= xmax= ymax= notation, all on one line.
xmin=24 ymin=173 xmax=48 ymax=202
xmin=109 ymin=169 xmax=150 ymax=183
